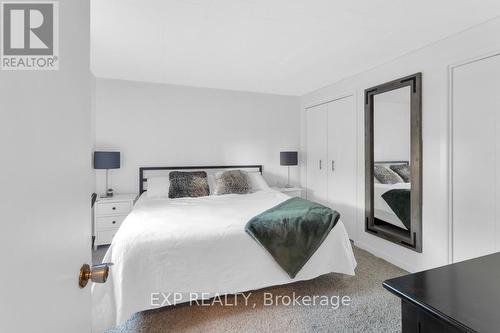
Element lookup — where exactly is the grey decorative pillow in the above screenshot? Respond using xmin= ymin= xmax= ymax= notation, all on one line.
xmin=390 ymin=164 xmax=410 ymax=183
xmin=373 ymin=165 xmax=403 ymax=184
xmin=214 ymin=170 xmax=250 ymax=195
xmin=168 ymin=171 xmax=209 ymax=199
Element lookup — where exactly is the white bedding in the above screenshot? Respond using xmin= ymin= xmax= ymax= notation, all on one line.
xmin=91 ymin=189 xmax=357 ymax=332
xmin=373 ymin=182 xmax=410 ymax=230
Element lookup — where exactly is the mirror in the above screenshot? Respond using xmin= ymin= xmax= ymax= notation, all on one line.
xmin=365 ymin=73 xmax=422 ymax=252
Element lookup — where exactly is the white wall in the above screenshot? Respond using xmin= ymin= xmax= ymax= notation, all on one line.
xmin=91 ymin=74 xmax=97 ymax=151
xmin=90 ymin=74 xmax=97 ymax=189
xmin=94 ymin=79 xmax=301 ymax=193
xmin=301 ymin=17 xmax=500 ymax=272
xmin=0 ymin=1 xmax=92 ymax=332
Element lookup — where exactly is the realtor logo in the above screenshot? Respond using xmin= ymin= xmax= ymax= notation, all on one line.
xmin=1 ymin=1 xmax=59 ymax=70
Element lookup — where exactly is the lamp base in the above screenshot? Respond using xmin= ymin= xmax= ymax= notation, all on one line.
xmin=102 ymin=169 xmax=114 ymax=198
xmin=99 ymin=188 xmax=114 ymax=198
xmin=284 ymin=166 xmax=293 ymax=188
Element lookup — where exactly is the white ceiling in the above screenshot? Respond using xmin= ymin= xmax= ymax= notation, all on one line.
xmin=91 ymin=0 xmax=500 ymax=96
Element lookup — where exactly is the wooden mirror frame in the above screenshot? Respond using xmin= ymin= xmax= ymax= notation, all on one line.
xmin=364 ymin=73 xmax=422 ymax=252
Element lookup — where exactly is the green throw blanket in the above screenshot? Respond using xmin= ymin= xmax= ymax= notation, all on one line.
xmin=381 ymin=189 xmax=411 ymax=229
xmin=245 ymin=197 xmax=340 ymax=279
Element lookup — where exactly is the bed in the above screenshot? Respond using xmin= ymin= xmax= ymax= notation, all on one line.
xmin=91 ymin=166 xmax=357 ymax=332
xmin=373 ymin=182 xmax=410 ymax=230
xmin=373 ymin=161 xmax=410 ymax=230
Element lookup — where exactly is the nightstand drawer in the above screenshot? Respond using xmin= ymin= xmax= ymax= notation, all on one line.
xmin=96 ymin=201 xmax=131 ymax=216
xmin=96 ymin=229 xmax=117 ymax=245
xmin=96 ymin=215 xmax=126 ymax=230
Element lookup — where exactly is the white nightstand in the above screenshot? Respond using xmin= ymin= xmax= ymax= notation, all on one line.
xmin=93 ymin=193 xmax=137 ymax=250
xmin=272 ymin=187 xmax=305 ymax=198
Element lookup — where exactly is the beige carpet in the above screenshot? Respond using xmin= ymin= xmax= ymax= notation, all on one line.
xmin=93 ymin=245 xmax=406 ymax=333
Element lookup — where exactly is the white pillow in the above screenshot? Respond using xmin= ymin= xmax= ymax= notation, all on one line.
xmin=247 ymin=172 xmax=270 ymax=191
xmin=146 ymin=176 xmax=170 ymax=197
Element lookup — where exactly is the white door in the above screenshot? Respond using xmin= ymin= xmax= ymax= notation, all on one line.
xmin=306 ymin=103 xmax=328 ymax=205
xmin=327 ymin=96 xmax=357 ymax=239
xmin=452 ymin=53 xmax=500 ymax=262
xmin=0 ymin=1 xmax=93 ymax=332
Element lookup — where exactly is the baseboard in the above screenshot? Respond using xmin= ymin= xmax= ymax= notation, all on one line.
xmin=354 ymin=240 xmax=418 ymax=273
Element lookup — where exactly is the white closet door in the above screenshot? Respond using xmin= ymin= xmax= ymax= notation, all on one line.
xmin=453 ymin=53 xmax=500 ymax=262
xmin=327 ymin=96 xmax=357 ymax=239
xmin=306 ymin=104 xmax=328 ymax=205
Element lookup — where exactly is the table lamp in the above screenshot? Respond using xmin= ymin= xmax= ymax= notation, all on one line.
xmin=94 ymin=151 xmax=120 ymax=197
xmin=280 ymin=151 xmax=298 ymax=188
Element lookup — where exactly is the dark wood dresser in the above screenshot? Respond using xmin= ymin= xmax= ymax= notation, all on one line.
xmin=383 ymin=253 xmax=500 ymax=333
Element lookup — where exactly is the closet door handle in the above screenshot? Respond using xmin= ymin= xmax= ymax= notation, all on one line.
xmin=331 ymin=160 xmax=335 ymax=172
xmin=319 ymin=160 xmax=322 ymax=170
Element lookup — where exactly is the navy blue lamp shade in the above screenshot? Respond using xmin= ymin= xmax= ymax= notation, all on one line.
xmin=280 ymin=151 xmax=298 ymax=166
xmin=94 ymin=151 xmax=120 ymax=169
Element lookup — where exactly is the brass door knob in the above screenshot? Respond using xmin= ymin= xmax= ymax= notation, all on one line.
xmin=79 ymin=263 xmax=113 ymax=288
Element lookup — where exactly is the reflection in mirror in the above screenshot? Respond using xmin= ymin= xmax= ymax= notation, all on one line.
xmin=373 ymin=86 xmax=411 ymax=231
xmin=365 ymin=73 xmax=422 ymax=252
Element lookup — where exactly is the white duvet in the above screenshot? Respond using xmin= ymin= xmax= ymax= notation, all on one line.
xmin=91 ymin=189 xmax=357 ymax=332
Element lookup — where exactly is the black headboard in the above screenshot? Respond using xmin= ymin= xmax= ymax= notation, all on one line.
xmin=374 ymin=161 xmax=409 ymax=165
xmin=139 ymin=165 xmax=263 ymax=195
